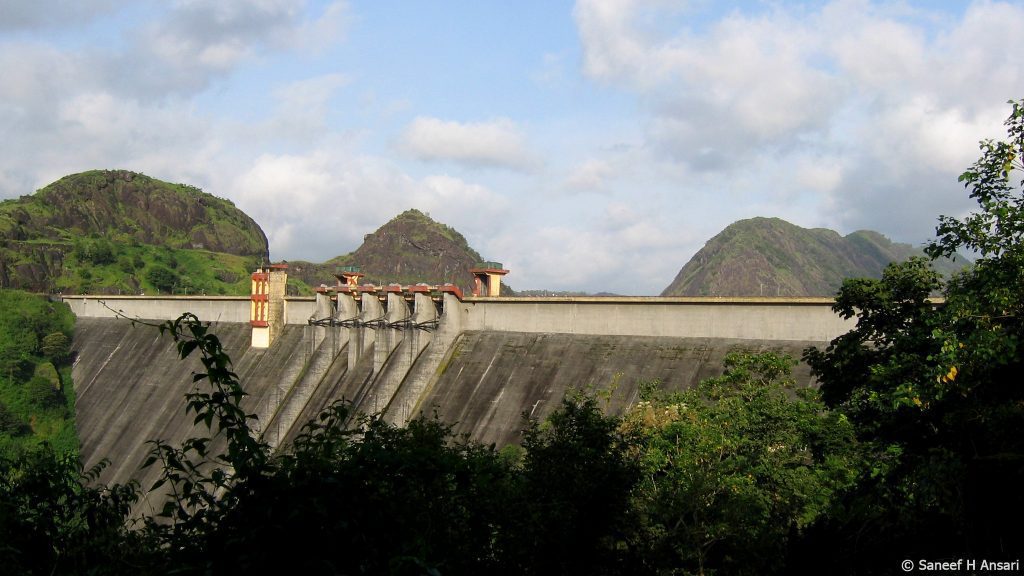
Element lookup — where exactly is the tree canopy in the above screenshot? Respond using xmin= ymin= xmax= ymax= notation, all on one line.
xmin=805 ymin=99 xmax=1024 ymax=565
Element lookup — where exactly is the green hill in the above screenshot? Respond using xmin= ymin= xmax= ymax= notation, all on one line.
xmin=662 ymin=217 xmax=969 ymax=297
xmin=0 ymin=170 xmax=269 ymax=295
xmin=288 ymin=209 xmax=490 ymax=293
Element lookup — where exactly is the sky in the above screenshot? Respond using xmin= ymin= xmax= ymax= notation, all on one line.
xmin=1 ymin=0 xmax=1022 ymax=295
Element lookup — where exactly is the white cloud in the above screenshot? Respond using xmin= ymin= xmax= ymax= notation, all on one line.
xmin=0 ymin=0 xmax=122 ymax=31
xmin=105 ymin=0 xmax=349 ymax=98
xmin=487 ymin=202 xmax=692 ymax=294
xmin=229 ymin=151 xmax=512 ymax=263
xmin=257 ymin=73 xmax=349 ymax=142
xmin=399 ymin=117 xmax=536 ymax=170
xmin=573 ymin=0 xmax=1024 ymax=244
xmin=0 ymin=1 xmax=351 ymax=198
xmin=564 ymin=159 xmax=615 ymax=192
xmin=576 ymin=0 xmax=840 ymax=168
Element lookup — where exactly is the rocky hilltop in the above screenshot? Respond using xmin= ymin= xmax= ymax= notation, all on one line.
xmin=288 ymin=209 xmax=489 ymax=292
xmin=662 ymin=217 xmax=968 ymax=297
xmin=0 ymin=170 xmax=268 ymax=293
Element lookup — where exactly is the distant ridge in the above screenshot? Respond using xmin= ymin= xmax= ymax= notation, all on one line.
xmin=661 ymin=217 xmax=968 ymax=297
xmin=287 ymin=209 xmax=492 ymax=293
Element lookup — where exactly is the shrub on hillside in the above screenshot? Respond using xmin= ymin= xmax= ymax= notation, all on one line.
xmin=145 ymin=266 xmax=179 ymax=293
xmin=24 ymin=376 xmax=65 ymax=411
xmin=0 ymin=402 xmax=30 ymax=437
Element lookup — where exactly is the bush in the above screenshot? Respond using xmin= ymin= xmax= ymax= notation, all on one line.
xmin=0 ymin=402 xmax=30 ymax=437
xmin=145 ymin=266 xmax=179 ymax=293
xmin=40 ymin=333 xmax=70 ymax=365
xmin=24 ymin=376 xmax=64 ymax=411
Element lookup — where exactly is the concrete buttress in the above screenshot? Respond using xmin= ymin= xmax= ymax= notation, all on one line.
xmin=361 ymin=293 xmax=418 ymax=415
xmin=397 ymin=293 xmax=466 ymax=423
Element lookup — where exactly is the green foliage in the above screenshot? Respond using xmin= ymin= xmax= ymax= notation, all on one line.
xmin=805 ymin=99 xmax=1024 ymax=565
xmin=144 ymin=265 xmax=178 ymax=293
xmin=24 ymin=376 xmax=65 ymax=412
xmin=0 ymin=402 xmax=30 ymax=437
xmin=0 ymin=291 xmax=77 ymax=458
xmin=40 ymin=333 xmax=71 ymax=365
xmin=73 ymin=237 xmax=117 ymax=266
xmin=34 ymin=362 xmax=60 ymax=388
xmin=501 ymin=394 xmax=641 ymax=575
xmin=625 ymin=352 xmax=857 ymax=575
xmin=0 ymin=448 xmax=146 ymax=575
xmin=804 ymin=257 xmax=942 ymax=419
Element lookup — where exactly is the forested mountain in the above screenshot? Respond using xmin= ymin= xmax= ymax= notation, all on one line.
xmin=0 ymin=170 xmax=268 ymax=294
xmin=662 ymin=217 xmax=969 ymax=297
xmin=287 ymin=209 xmax=491 ymax=293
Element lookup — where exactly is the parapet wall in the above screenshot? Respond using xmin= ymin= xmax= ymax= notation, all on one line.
xmin=64 ymin=295 xmax=853 ymax=343
xmin=457 ymin=296 xmax=853 ymax=342
xmin=63 ymin=295 xmax=319 ymax=326
xmin=63 ymin=295 xmax=252 ymax=323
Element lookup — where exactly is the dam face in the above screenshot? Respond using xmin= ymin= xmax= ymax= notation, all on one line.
xmin=66 ymin=293 xmax=854 ymax=493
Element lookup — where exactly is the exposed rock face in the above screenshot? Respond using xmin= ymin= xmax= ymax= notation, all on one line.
xmin=23 ymin=170 xmax=267 ymax=256
xmin=289 ymin=209 xmax=488 ymax=292
xmin=662 ymin=217 xmax=968 ymax=297
xmin=0 ymin=170 xmax=269 ymax=291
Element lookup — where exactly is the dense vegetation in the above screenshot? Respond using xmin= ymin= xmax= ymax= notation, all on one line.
xmin=0 ymin=170 xmax=268 ymax=295
xmin=0 ymin=291 xmax=77 ymax=458
xmin=1 ymin=100 xmax=1022 ymax=574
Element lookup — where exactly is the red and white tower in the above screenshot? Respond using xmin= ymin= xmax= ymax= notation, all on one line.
xmin=251 ymin=263 xmax=288 ymax=348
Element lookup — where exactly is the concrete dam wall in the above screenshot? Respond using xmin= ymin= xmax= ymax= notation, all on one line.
xmin=67 ymin=293 xmax=854 ymax=496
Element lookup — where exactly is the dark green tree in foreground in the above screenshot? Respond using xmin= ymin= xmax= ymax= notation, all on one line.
xmin=805 ymin=99 xmax=1024 ymax=569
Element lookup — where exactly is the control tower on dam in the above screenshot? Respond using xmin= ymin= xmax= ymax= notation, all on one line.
xmin=65 ymin=264 xmax=856 ymax=492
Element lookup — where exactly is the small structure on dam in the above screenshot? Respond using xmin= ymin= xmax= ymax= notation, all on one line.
xmin=66 ymin=263 xmax=857 ymax=498
xmin=249 ymin=263 xmax=288 ymax=348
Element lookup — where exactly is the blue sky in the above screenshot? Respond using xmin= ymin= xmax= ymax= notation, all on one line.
xmin=1 ymin=1 xmax=1021 ymax=294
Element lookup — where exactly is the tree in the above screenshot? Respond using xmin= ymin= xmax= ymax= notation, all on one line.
xmin=25 ymin=376 xmax=65 ymax=411
xmin=0 ymin=447 xmax=144 ymax=575
xmin=0 ymin=402 xmax=30 ymax=437
xmin=40 ymin=333 xmax=71 ymax=365
xmin=499 ymin=395 xmax=641 ymax=575
xmin=145 ymin=266 xmax=178 ymax=293
xmin=625 ymin=352 xmax=858 ymax=575
xmin=806 ymin=99 xmax=1024 ymax=563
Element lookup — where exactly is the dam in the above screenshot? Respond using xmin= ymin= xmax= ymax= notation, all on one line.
xmin=64 ymin=264 xmax=856 ymax=500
